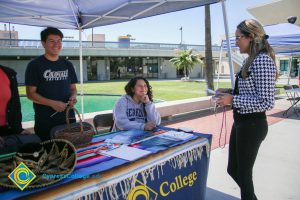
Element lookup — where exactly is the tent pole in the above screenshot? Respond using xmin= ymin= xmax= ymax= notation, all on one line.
xmin=298 ymin=59 xmax=300 ymax=85
xmin=79 ymin=29 xmax=84 ymax=120
xmin=287 ymin=56 xmax=292 ymax=85
xmin=217 ymin=40 xmax=223 ymax=89
xmin=221 ymin=0 xmax=235 ymax=88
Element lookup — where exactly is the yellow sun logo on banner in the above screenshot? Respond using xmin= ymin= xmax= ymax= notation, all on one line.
xmin=127 ymin=179 xmax=158 ymax=200
xmin=8 ymin=162 xmax=36 ymax=190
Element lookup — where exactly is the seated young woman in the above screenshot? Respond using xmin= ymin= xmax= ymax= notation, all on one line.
xmin=112 ymin=77 xmax=161 ymax=131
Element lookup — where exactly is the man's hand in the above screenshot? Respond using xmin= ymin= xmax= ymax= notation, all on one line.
xmin=68 ymin=95 xmax=77 ymax=107
xmin=144 ymin=122 xmax=156 ymax=131
xmin=50 ymin=100 xmax=68 ymax=112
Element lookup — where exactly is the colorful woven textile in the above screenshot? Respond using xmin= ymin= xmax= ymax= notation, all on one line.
xmin=0 ymin=126 xmax=211 ymax=200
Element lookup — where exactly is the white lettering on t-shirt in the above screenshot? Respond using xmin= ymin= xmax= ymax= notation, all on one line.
xmin=126 ymin=108 xmax=145 ymax=121
xmin=43 ymin=69 xmax=68 ymax=81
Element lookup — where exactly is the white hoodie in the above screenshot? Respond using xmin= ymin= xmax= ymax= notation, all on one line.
xmin=112 ymin=94 xmax=161 ymax=131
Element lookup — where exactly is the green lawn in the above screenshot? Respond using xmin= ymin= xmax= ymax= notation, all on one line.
xmin=18 ymin=81 xmax=232 ymax=101
xmin=18 ymin=80 xmax=282 ymax=102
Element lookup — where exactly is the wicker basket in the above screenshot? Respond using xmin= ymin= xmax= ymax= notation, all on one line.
xmin=0 ymin=139 xmax=76 ymax=189
xmin=50 ymin=107 xmax=95 ymax=148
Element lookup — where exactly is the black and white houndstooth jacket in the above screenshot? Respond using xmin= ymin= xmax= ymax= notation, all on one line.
xmin=233 ymin=52 xmax=277 ymax=114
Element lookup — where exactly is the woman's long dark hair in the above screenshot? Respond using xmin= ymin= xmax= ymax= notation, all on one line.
xmin=237 ymin=19 xmax=277 ymax=79
xmin=125 ymin=77 xmax=153 ymax=102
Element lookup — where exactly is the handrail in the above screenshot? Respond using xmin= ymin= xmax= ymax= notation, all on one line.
xmin=0 ymin=38 xmax=220 ymax=51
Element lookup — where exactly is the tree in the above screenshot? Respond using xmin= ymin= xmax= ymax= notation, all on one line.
xmin=205 ymin=4 xmax=214 ymax=92
xmin=169 ymin=49 xmax=203 ymax=80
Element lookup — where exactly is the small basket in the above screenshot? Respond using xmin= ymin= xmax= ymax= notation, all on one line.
xmin=50 ymin=107 xmax=95 ymax=148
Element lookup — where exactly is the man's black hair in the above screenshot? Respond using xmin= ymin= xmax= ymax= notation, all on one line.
xmin=41 ymin=27 xmax=63 ymax=42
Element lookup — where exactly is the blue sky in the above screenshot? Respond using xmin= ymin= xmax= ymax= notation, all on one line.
xmin=0 ymin=0 xmax=272 ymax=45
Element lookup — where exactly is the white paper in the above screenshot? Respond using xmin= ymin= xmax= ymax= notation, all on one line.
xmin=100 ymin=145 xmax=151 ymax=161
xmin=104 ymin=130 xmax=155 ymax=145
xmin=104 ymin=134 xmax=132 ymax=144
xmin=207 ymin=89 xmax=216 ymax=95
xmin=158 ymin=130 xmax=194 ymax=141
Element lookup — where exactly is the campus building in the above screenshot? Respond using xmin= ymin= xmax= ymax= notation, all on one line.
xmin=1 ymin=29 xmax=297 ymax=83
xmin=0 ymin=36 xmax=228 ymax=84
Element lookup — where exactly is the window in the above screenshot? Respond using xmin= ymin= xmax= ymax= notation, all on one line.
xmin=280 ymin=60 xmax=288 ymax=71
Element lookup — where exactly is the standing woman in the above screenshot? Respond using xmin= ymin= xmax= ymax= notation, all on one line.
xmin=217 ymin=19 xmax=277 ymax=200
xmin=0 ymin=64 xmax=35 ymax=154
xmin=0 ymin=65 xmax=28 ymax=136
xmin=113 ymin=77 xmax=161 ymax=131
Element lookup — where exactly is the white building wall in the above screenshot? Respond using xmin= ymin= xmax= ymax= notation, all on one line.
xmin=69 ymin=59 xmax=88 ymax=82
xmin=0 ymin=60 xmax=29 ymax=84
xmin=161 ymin=59 xmax=177 ymax=78
xmin=189 ymin=63 xmax=202 ymax=78
xmin=97 ymin=59 xmax=109 ymax=80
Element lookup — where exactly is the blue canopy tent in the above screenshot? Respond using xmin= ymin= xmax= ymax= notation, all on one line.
xmin=0 ymin=0 xmax=236 ymax=117
xmin=223 ymin=23 xmax=300 ymax=54
xmin=264 ymin=23 xmax=300 ymax=55
xmin=260 ymin=23 xmax=300 ymax=84
xmin=222 ymin=23 xmax=300 ymax=83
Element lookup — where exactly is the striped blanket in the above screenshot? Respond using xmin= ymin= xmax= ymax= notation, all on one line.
xmin=0 ymin=127 xmax=211 ymax=200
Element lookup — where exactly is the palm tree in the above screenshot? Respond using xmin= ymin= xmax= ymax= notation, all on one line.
xmin=205 ymin=4 xmax=214 ymax=92
xmin=169 ymin=49 xmax=203 ymax=80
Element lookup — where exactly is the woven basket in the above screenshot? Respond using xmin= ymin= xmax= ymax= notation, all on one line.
xmin=50 ymin=107 xmax=95 ymax=148
xmin=0 ymin=139 xmax=76 ymax=189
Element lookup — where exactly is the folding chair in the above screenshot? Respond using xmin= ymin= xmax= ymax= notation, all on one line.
xmin=283 ymin=85 xmax=300 ymax=117
xmin=93 ymin=113 xmax=114 ymax=134
xmin=292 ymin=85 xmax=300 ymax=97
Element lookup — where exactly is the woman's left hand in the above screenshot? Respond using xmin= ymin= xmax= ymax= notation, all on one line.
xmin=216 ymin=93 xmax=233 ymax=107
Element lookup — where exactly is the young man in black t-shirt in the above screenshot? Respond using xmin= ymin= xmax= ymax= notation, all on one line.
xmin=25 ymin=27 xmax=78 ymax=141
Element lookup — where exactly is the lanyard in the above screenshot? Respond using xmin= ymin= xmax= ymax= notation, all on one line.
xmin=218 ymin=107 xmax=227 ymax=149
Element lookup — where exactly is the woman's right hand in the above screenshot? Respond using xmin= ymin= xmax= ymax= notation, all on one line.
xmin=144 ymin=122 xmax=156 ymax=131
xmin=216 ymin=93 xmax=233 ymax=107
xmin=141 ymin=94 xmax=150 ymax=104
xmin=216 ymin=88 xmax=233 ymax=94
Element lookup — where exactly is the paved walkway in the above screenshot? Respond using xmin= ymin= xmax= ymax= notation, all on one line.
xmin=166 ymin=95 xmax=300 ymax=200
